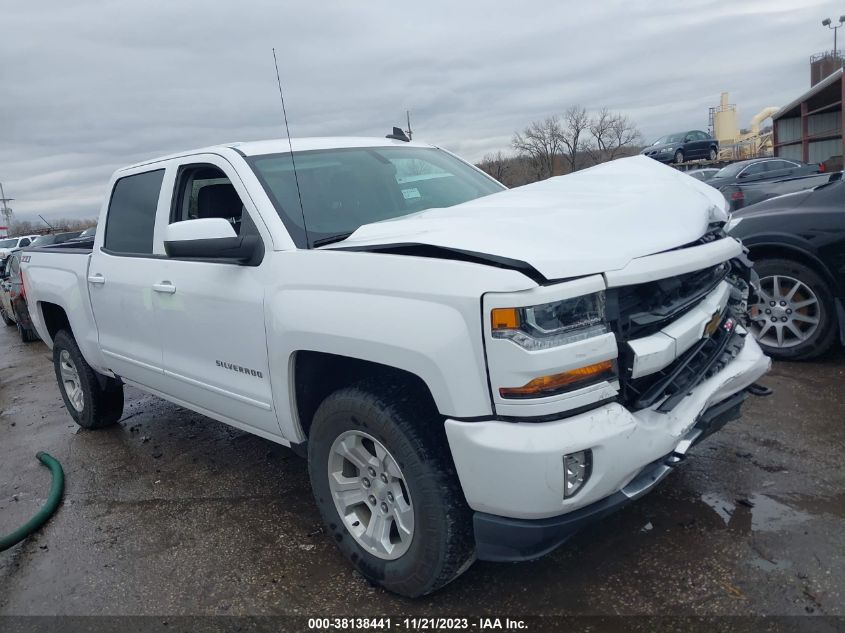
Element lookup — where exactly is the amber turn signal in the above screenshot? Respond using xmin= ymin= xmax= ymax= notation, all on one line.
xmin=499 ymin=360 xmax=615 ymax=399
xmin=491 ymin=308 xmax=520 ymax=330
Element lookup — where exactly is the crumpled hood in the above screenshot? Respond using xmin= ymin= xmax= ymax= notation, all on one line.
xmin=337 ymin=156 xmax=728 ymax=281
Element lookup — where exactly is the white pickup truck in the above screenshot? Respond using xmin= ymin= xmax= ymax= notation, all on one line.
xmin=22 ymin=136 xmax=770 ymax=596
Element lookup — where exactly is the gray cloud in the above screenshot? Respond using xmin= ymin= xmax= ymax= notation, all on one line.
xmin=0 ymin=0 xmax=838 ymax=222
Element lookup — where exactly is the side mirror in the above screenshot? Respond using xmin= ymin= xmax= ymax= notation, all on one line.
xmin=163 ymin=218 xmax=260 ymax=263
xmin=683 ymin=136 xmax=692 ymax=143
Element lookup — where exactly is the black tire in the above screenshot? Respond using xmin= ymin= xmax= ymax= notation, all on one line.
xmin=0 ymin=307 xmax=14 ymax=326
xmin=750 ymin=258 xmax=838 ymax=360
xmin=18 ymin=323 xmax=38 ymax=343
xmin=674 ymin=149 xmax=685 ymax=164
xmin=709 ymin=147 xmax=718 ymax=161
xmin=307 ymin=381 xmax=474 ymax=597
xmin=52 ymin=329 xmax=124 ymax=429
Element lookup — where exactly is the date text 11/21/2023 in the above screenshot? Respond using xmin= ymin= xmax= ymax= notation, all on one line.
xmin=307 ymin=617 xmax=528 ymax=630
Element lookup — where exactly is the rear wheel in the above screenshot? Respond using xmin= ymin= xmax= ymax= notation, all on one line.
xmin=307 ymin=382 xmax=474 ymax=597
xmin=748 ymin=258 xmax=837 ymax=360
xmin=52 ymin=330 xmax=124 ymax=429
xmin=674 ymin=149 xmax=685 ymax=164
xmin=709 ymin=147 xmax=718 ymax=161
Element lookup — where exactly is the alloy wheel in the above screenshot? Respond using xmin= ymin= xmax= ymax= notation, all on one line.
xmin=749 ymin=275 xmax=820 ymax=348
xmin=327 ymin=430 xmax=414 ymax=560
xmin=59 ymin=349 xmax=85 ymax=412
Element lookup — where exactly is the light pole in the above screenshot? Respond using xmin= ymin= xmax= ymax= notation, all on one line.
xmin=822 ymin=16 xmax=845 ymax=56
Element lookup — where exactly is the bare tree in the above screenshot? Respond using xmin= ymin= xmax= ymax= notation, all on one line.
xmin=589 ymin=108 xmax=642 ymax=162
xmin=477 ymin=151 xmax=511 ymax=183
xmin=512 ymin=116 xmax=563 ymax=179
xmin=560 ymin=105 xmax=591 ymax=173
xmin=10 ymin=217 xmax=97 ymax=235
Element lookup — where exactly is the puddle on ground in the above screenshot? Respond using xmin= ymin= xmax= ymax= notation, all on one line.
xmin=700 ymin=492 xmax=811 ymax=533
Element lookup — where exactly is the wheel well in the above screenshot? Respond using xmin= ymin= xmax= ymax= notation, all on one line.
xmin=39 ymin=302 xmax=71 ymax=343
xmin=746 ymin=244 xmax=839 ymax=293
xmin=293 ymin=351 xmax=439 ymax=439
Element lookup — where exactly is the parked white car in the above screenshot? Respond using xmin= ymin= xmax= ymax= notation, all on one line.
xmin=22 ymin=137 xmax=770 ymax=596
xmin=0 ymin=234 xmax=39 ymax=262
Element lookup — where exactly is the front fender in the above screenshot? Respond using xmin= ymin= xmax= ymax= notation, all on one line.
xmin=268 ymin=289 xmax=493 ymax=428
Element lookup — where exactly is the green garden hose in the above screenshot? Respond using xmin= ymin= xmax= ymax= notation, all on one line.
xmin=0 ymin=452 xmax=64 ymax=552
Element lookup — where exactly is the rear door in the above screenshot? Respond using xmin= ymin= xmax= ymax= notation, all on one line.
xmin=88 ymin=167 xmax=173 ymax=393
xmin=764 ymin=160 xmax=799 ymax=181
xmin=153 ymin=154 xmax=279 ymax=436
xmin=689 ymin=131 xmax=708 ymax=159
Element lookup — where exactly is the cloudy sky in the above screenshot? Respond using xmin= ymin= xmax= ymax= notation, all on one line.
xmin=0 ymin=0 xmax=840 ymax=222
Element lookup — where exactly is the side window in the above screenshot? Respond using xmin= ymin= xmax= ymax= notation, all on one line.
xmin=742 ymin=163 xmax=768 ymax=177
xmin=171 ymin=164 xmax=246 ymax=235
xmin=104 ymin=169 xmax=165 ymax=254
xmin=765 ymin=160 xmax=795 ymax=171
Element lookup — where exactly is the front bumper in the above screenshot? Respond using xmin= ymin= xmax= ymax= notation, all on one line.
xmin=640 ymin=151 xmax=674 ymax=163
xmin=472 ymin=389 xmax=749 ymax=561
xmin=444 ymin=332 xmax=770 ymax=523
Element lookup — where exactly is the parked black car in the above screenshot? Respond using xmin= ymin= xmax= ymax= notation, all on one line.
xmin=728 ymin=180 xmax=845 ymax=360
xmin=707 ymin=158 xmax=820 ymax=191
xmin=721 ymin=171 xmax=841 ymax=211
xmin=640 ymin=130 xmax=718 ymax=164
xmin=0 ymin=251 xmax=39 ymax=342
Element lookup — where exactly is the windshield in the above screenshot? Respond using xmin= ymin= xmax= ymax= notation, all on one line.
xmin=0 ymin=239 xmax=17 ymax=248
xmin=653 ymin=133 xmax=685 ymax=145
xmin=247 ymin=146 xmax=505 ymax=247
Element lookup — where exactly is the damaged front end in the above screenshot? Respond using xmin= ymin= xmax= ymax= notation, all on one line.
xmin=607 ymin=229 xmax=764 ymax=414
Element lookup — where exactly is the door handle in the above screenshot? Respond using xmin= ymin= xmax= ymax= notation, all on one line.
xmin=152 ymin=282 xmax=176 ymax=294
xmin=87 ymin=274 xmax=105 ymax=285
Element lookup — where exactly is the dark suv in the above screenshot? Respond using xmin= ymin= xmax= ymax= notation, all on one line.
xmin=640 ymin=130 xmax=718 ymax=164
xmin=728 ymin=180 xmax=844 ymax=360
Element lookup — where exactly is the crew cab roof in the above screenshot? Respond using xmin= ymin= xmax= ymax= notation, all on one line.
xmin=118 ymin=137 xmax=437 ymax=172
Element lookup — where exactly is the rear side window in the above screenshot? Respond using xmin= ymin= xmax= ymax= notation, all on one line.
xmin=104 ymin=169 xmax=165 ymax=254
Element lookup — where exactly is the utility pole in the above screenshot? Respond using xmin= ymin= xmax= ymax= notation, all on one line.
xmin=0 ymin=182 xmax=14 ymax=232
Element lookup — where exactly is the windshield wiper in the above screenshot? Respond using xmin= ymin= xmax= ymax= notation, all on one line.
xmin=312 ymin=232 xmax=354 ymax=248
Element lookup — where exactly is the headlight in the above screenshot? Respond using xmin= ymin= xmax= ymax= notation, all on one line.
xmin=491 ymin=291 xmax=608 ymax=351
xmin=661 ymin=146 xmax=673 ymax=153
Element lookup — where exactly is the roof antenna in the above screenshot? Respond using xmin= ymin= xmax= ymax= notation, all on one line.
xmin=406 ymin=110 xmax=413 ymax=140
xmin=272 ymin=48 xmax=307 ymax=238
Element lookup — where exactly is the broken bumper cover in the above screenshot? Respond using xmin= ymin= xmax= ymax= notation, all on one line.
xmin=472 ymin=389 xmax=749 ymax=562
xmin=444 ymin=331 xmax=770 ymax=561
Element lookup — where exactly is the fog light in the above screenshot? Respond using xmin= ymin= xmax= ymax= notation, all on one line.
xmin=563 ymin=450 xmax=592 ymax=498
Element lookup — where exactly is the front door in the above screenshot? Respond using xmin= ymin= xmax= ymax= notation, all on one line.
xmin=153 ymin=155 xmax=279 ymax=437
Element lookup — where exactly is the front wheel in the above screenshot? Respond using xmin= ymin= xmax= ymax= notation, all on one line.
xmin=674 ymin=149 xmax=685 ymax=164
xmin=52 ymin=330 xmax=124 ymax=429
xmin=748 ymin=259 xmax=838 ymax=360
xmin=307 ymin=383 xmax=474 ymax=597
